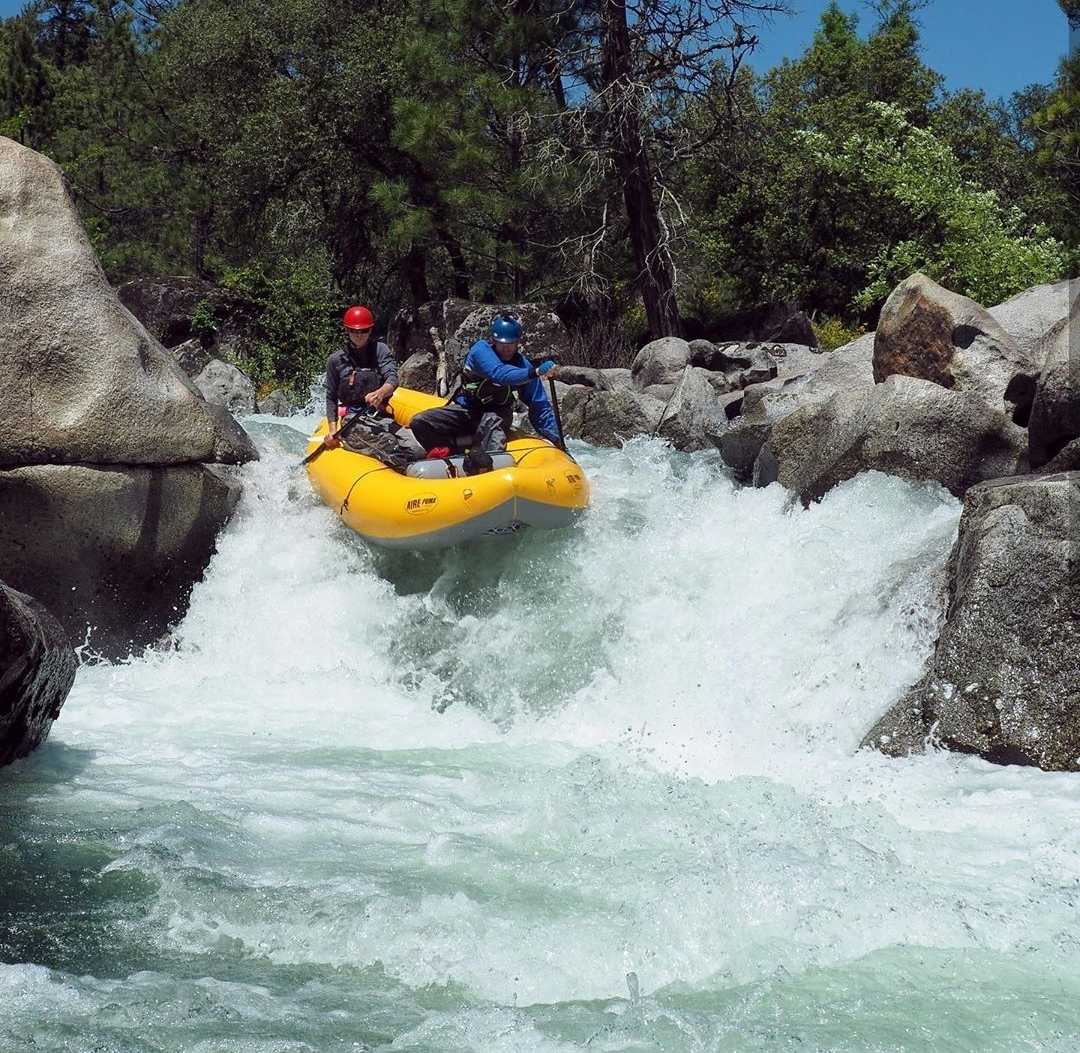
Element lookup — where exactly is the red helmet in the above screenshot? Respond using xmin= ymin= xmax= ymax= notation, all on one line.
xmin=342 ymin=305 xmax=374 ymax=331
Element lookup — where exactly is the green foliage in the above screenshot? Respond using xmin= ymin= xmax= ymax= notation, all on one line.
xmin=802 ymin=103 xmax=1067 ymax=308
xmin=190 ymin=298 xmax=218 ymax=342
xmin=682 ymin=2 xmax=1067 ymax=322
xmin=1029 ymin=51 xmax=1080 ymax=258
xmin=1 ymin=0 xmax=1072 ymax=386
xmin=219 ymin=256 xmax=340 ymax=398
xmin=812 ymin=315 xmax=867 ymax=352
xmin=0 ymin=106 xmax=29 ymax=138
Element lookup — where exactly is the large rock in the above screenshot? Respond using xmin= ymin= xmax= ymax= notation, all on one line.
xmin=1045 ymin=437 xmax=1080 ymax=472
xmin=655 ymin=367 xmax=729 ymax=452
xmin=116 ymin=275 xmax=224 ymax=348
xmin=389 ymin=300 xmax=452 ymax=360
xmin=874 ymin=273 xmax=1032 ymax=411
xmin=392 ymin=299 xmax=571 ymax=374
xmin=1028 ymin=293 xmax=1080 ymax=469
xmin=989 ymin=278 xmax=1077 ymax=364
xmin=0 ymin=464 xmax=241 ymax=656
xmin=560 ymin=387 xmax=666 ymax=447
xmin=718 ymin=334 xmax=875 ymax=481
xmin=631 ymin=337 xmax=691 ymax=390
xmin=398 ymin=351 xmax=438 ymax=393
xmin=194 ymin=359 xmax=258 ymax=415
xmin=0 ymin=582 xmax=77 ymax=766
xmin=863 ymin=473 xmax=1080 ymax=770
xmin=0 ymin=137 xmax=256 ymax=468
xmin=707 ymin=302 xmax=818 ymax=348
xmin=755 ymin=375 xmax=1027 ymax=504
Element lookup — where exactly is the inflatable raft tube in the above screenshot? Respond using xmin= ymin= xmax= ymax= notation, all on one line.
xmin=305 ymin=387 xmax=590 ymax=548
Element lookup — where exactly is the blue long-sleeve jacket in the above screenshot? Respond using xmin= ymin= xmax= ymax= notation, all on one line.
xmin=455 ymin=339 xmax=561 ymax=444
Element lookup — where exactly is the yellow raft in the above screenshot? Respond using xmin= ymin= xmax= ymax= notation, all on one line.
xmin=305 ymin=387 xmax=590 ymax=548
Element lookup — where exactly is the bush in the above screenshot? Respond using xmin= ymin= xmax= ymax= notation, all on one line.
xmin=801 ymin=104 xmax=1068 ymax=310
xmin=190 ymin=297 xmax=219 ymax=343
xmin=565 ymin=315 xmax=635 ymax=369
xmin=812 ymin=315 xmax=867 ymax=351
xmin=219 ymin=256 xmax=341 ymax=398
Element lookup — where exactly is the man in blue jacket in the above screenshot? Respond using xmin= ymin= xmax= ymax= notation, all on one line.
xmin=411 ymin=314 xmax=561 ymax=456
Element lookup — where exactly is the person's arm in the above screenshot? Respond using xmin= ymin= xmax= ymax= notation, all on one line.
xmin=468 ymin=342 xmax=536 ymax=387
xmin=519 ymin=377 xmax=561 ymax=444
xmin=365 ymin=341 xmax=398 ymax=408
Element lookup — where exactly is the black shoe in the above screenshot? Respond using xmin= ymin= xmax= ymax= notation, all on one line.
xmin=462 ymin=449 xmax=494 ymax=475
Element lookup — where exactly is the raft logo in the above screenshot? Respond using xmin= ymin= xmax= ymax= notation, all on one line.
xmin=405 ymin=493 xmax=438 ymax=515
xmin=565 ymin=472 xmax=582 ymax=487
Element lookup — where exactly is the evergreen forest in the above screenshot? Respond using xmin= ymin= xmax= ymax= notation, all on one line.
xmin=2 ymin=0 xmax=1077 ymax=384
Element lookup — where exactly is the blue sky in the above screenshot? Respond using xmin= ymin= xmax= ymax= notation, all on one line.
xmin=0 ymin=0 xmax=1070 ymax=100
xmin=748 ymin=0 xmax=1069 ymax=101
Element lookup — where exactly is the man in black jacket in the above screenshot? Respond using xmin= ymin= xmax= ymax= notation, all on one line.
xmin=323 ymin=305 xmax=399 ymax=448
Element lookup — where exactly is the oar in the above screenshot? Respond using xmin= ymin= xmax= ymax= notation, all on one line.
xmin=547 ymin=376 xmax=568 ymax=454
xmin=298 ymin=410 xmax=367 ymax=468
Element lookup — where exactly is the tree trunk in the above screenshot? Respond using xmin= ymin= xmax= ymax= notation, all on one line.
xmin=436 ymin=225 xmax=471 ymax=300
xmin=192 ymin=208 xmax=211 ymax=279
xmin=402 ymin=244 xmax=431 ymax=304
xmin=599 ymin=0 xmax=681 ymax=339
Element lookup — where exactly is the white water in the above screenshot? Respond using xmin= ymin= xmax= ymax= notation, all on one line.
xmin=3 ymin=420 xmax=1080 ymax=1052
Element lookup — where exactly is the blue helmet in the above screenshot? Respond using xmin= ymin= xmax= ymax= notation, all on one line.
xmin=491 ymin=315 xmax=522 ymax=344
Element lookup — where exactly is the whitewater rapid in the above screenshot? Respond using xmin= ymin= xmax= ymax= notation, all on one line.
xmin=3 ymin=418 xmax=1080 ymax=1052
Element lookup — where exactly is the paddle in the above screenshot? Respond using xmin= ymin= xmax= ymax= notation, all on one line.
xmin=298 ymin=409 xmax=368 ymax=468
xmin=547 ymin=376 xmax=567 ymax=453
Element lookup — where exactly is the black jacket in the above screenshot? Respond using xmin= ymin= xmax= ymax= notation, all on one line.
xmin=324 ymin=339 xmax=398 ymax=422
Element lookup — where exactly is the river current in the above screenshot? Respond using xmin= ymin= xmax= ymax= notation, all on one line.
xmin=3 ymin=417 xmax=1080 ymax=1052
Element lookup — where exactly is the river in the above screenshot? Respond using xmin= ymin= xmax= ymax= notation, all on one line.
xmin=3 ymin=418 xmax=1080 ymax=1051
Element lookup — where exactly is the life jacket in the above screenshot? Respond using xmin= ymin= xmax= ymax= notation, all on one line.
xmin=455 ymin=366 xmax=515 ymax=411
xmin=336 ymin=344 xmax=382 ymax=407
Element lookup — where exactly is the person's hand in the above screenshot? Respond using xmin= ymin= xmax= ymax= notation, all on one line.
xmin=365 ymin=386 xmax=392 ymax=410
xmin=323 ymin=432 xmax=341 ymax=449
xmin=536 ymin=360 xmax=556 ymax=378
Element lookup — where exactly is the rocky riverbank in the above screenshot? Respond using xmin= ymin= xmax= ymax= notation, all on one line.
xmin=1 ymin=136 xmax=257 ymax=761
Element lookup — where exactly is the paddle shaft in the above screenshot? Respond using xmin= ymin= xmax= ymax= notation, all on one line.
xmin=547 ymin=377 xmax=567 ymax=452
xmin=298 ymin=409 xmax=368 ymax=467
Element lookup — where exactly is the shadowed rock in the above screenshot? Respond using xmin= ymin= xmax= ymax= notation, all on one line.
xmin=863 ymin=473 xmax=1080 ymax=771
xmin=1028 ymin=291 xmax=1080 ymax=470
xmin=398 ymin=351 xmax=438 ymax=393
xmin=0 ymin=582 xmax=77 ymax=766
xmin=0 ymin=464 xmax=242 ymax=656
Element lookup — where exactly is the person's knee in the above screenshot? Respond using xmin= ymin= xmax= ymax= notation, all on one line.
xmin=411 ymin=412 xmax=436 ymax=445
